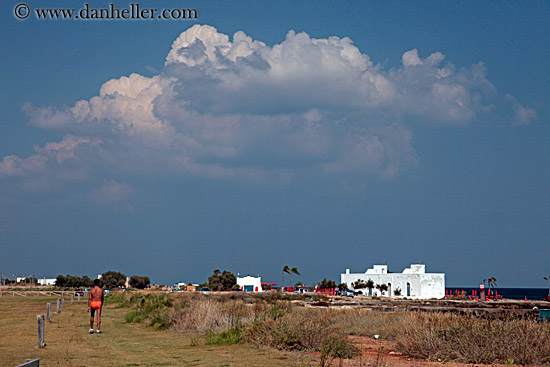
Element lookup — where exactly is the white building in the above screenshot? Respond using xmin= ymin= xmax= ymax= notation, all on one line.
xmin=341 ymin=264 xmax=445 ymax=299
xmin=237 ymin=275 xmax=263 ymax=292
xmin=37 ymin=278 xmax=56 ymax=286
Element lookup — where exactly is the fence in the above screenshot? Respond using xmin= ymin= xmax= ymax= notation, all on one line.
xmin=0 ymin=289 xmax=88 ymax=298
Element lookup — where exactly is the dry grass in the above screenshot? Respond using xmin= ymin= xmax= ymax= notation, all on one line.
xmin=396 ymin=312 xmax=550 ymax=365
xmin=0 ymin=294 xmax=293 ymax=366
xmin=169 ymin=294 xmax=257 ymax=333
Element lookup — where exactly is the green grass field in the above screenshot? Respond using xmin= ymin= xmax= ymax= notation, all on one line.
xmin=0 ymin=295 xmax=294 ymax=367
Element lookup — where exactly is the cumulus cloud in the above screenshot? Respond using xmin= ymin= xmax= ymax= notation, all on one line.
xmin=1 ymin=24 xmax=534 ymax=194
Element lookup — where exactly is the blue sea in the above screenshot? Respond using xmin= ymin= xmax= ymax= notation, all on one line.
xmin=446 ymin=287 xmax=548 ymax=301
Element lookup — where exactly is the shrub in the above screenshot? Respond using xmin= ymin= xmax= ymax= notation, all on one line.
xmin=207 ymin=328 xmax=243 ymax=345
xmin=319 ymin=333 xmax=360 ymax=367
xmin=122 ymin=293 xmax=173 ymax=329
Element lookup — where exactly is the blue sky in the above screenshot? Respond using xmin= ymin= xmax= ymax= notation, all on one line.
xmin=1 ymin=1 xmax=549 ymax=287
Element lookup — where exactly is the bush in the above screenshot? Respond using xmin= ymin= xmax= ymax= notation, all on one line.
xmin=207 ymin=328 xmax=243 ymax=345
xmin=122 ymin=293 xmax=173 ymax=329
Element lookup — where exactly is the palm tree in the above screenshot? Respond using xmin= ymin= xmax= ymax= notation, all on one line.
xmin=289 ymin=267 xmax=300 ymax=289
xmin=483 ymin=277 xmax=497 ymax=296
xmin=282 ymin=265 xmax=290 ymax=293
xmin=544 ymin=276 xmax=550 ymax=297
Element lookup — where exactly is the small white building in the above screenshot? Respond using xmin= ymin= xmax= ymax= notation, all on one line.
xmin=341 ymin=264 xmax=445 ymax=299
xmin=37 ymin=278 xmax=56 ymax=286
xmin=237 ymin=275 xmax=263 ymax=292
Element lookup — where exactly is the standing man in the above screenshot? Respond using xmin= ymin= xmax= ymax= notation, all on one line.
xmin=88 ymin=279 xmax=104 ymax=334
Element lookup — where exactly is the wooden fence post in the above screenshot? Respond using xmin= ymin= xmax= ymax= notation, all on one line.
xmin=37 ymin=315 xmax=45 ymax=348
xmin=62 ymin=298 xmax=65 ymax=309
xmin=46 ymin=303 xmax=51 ymax=322
xmin=78 ymin=294 xmax=80 ymax=302
xmin=71 ymin=294 xmax=74 ymax=304
xmin=56 ymin=299 xmax=60 ymax=313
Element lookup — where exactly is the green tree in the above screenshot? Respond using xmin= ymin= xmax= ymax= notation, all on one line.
xmin=220 ymin=270 xmax=236 ymax=291
xmin=101 ymin=270 xmax=127 ymax=289
xmin=208 ymin=269 xmax=222 ymax=291
xmin=129 ymin=275 xmax=151 ymax=289
xmin=318 ymin=278 xmax=337 ymax=290
xmin=365 ymin=279 xmax=375 ymax=296
xmin=55 ymin=275 xmax=66 ymax=287
xmin=289 ymin=267 xmax=300 ymax=289
xmin=208 ymin=270 xmax=236 ymax=291
xmin=351 ymin=279 xmax=367 ymax=291
xmin=81 ymin=275 xmax=94 ymax=288
xmin=375 ymin=283 xmax=388 ymax=295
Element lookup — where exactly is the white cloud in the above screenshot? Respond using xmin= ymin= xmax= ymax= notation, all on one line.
xmin=2 ymin=24 xmax=534 ymax=193
xmin=0 ymin=135 xmax=100 ymax=177
xmin=505 ymin=94 xmax=537 ymax=125
xmin=87 ymin=180 xmax=134 ymax=210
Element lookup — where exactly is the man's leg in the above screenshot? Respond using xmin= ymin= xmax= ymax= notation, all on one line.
xmin=89 ymin=308 xmax=95 ymax=333
xmin=97 ymin=308 xmax=101 ymax=332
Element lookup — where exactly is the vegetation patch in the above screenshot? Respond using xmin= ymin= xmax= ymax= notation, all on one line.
xmin=112 ymin=292 xmax=550 ymax=366
xmin=396 ymin=312 xmax=550 ymax=365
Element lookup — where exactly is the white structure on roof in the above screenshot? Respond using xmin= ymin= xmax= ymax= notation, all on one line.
xmin=341 ymin=264 xmax=445 ymax=299
xmin=237 ymin=275 xmax=263 ymax=292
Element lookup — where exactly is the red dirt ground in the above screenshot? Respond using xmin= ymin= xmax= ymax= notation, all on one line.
xmin=303 ymin=336 xmax=509 ymax=367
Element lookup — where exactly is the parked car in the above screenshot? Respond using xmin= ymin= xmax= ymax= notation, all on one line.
xmin=337 ymin=289 xmax=355 ymax=297
xmin=74 ymin=290 xmax=85 ymax=296
xmin=294 ymin=288 xmax=313 ymax=295
xmin=199 ymin=287 xmax=211 ymax=295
